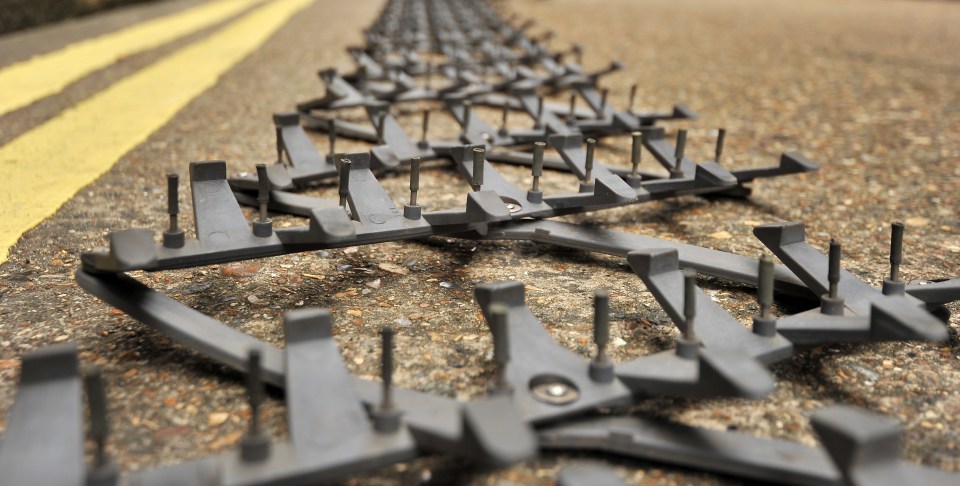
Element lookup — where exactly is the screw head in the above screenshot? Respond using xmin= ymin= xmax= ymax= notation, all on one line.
xmin=530 ymin=375 xmax=580 ymax=405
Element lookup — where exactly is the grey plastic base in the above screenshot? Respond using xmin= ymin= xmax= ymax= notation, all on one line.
xmin=240 ymin=433 xmax=271 ymax=462
xmin=752 ymin=316 xmax=777 ymax=337
xmin=675 ymin=339 xmax=700 ymax=360
xmin=253 ymin=219 xmax=273 ymax=238
xmin=820 ymin=295 xmax=845 ymax=316
xmin=372 ymin=408 xmax=403 ymax=434
xmin=403 ymin=204 xmax=421 ymax=220
xmin=162 ymin=229 xmax=184 ymax=248
xmin=882 ymin=279 xmax=905 ymax=296
xmin=85 ymin=461 xmax=119 ymax=486
xmin=588 ymin=360 xmax=615 ymax=383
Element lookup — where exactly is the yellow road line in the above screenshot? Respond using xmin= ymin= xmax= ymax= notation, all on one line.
xmin=0 ymin=0 xmax=264 ymax=116
xmin=0 ymin=0 xmax=315 ymax=265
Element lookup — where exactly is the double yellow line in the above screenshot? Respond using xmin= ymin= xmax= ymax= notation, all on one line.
xmin=0 ymin=0 xmax=264 ymax=116
xmin=0 ymin=0 xmax=315 ymax=264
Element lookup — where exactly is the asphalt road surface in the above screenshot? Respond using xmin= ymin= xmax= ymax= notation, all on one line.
xmin=0 ymin=0 xmax=958 ymax=484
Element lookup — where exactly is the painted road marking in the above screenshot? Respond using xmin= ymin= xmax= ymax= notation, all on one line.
xmin=0 ymin=0 xmax=315 ymax=265
xmin=0 ymin=0 xmax=264 ymax=116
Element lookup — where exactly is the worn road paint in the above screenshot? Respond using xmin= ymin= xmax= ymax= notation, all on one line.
xmin=0 ymin=0 xmax=264 ymax=116
xmin=0 ymin=0 xmax=315 ymax=264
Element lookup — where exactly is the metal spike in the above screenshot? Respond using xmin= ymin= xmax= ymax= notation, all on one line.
xmin=162 ymin=173 xmax=184 ymax=248
xmin=630 ymin=131 xmax=642 ymax=177
xmin=527 ymin=141 xmax=546 ymax=203
xmin=380 ymin=326 xmax=395 ymax=411
xmin=372 ymin=325 xmax=402 ymax=434
xmin=671 ymin=129 xmax=687 ymax=179
xmin=166 ymin=173 xmax=179 ymax=234
xmin=328 ymin=119 xmax=337 ymax=161
xmin=462 ymin=101 xmax=472 ymax=136
xmin=489 ymin=303 xmax=512 ymax=392
xmin=409 ymin=156 xmax=421 ymax=207
xmin=584 ymin=138 xmax=596 ymax=184
xmin=420 ymin=109 xmax=430 ymax=146
xmin=753 ymin=256 xmax=777 ymax=336
xmin=883 ymin=222 xmax=906 ymax=296
xmin=275 ymin=125 xmax=284 ymax=165
xmin=758 ymin=256 xmax=774 ymax=319
xmin=252 ymin=164 xmax=273 ymax=237
xmin=594 ymin=289 xmax=610 ymax=352
xmin=338 ymin=159 xmax=352 ymax=210
xmin=531 ymin=142 xmax=545 ymax=192
xmin=83 ymin=367 xmax=109 ymax=468
xmin=256 ymin=164 xmax=269 ymax=224
xmin=246 ymin=350 xmax=263 ymax=434
xmin=715 ymin=128 xmax=726 ymax=163
xmin=472 ymin=147 xmax=485 ymax=191
xmin=589 ymin=289 xmax=614 ymax=383
xmin=828 ymin=239 xmax=841 ymax=299
xmin=376 ymin=109 xmax=387 ymax=144
xmin=499 ymin=102 xmax=509 ymax=135
xmin=628 ymin=83 xmax=637 ymax=114
xmin=535 ymin=96 xmax=544 ymax=129
xmin=890 ymin=221 xmax=904 ymax=282
xmin=683 ymin=268 xmax=697 ymax=341
xmin=240 ymin=349 xmax=270 ymax=462
xmin=820 ymin=239 xmax=845 ymax=315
